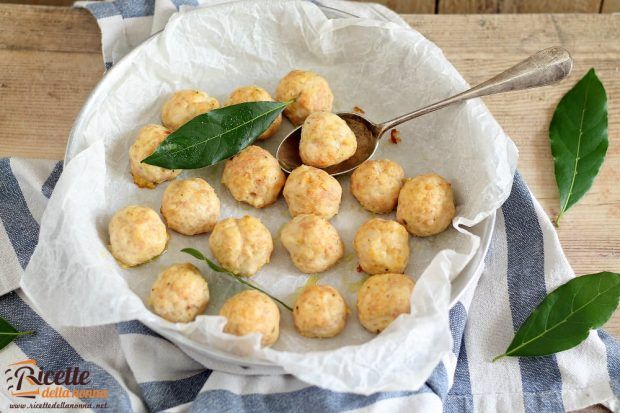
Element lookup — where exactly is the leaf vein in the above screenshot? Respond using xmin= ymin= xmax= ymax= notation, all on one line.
xmin=507 ymin=282 xmax=618 ymax=356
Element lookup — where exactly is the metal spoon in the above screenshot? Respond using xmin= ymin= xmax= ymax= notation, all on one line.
xmin=276 ymin=46 xmax=572 ymax=176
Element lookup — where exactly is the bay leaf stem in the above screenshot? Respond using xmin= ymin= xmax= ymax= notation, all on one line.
xmin=181 ymin=248 xmax=292 ymax=311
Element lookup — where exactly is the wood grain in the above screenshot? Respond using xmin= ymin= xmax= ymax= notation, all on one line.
xmin=0 ymin=0 xmax=74 ymax=6
xmin=439 ymin=0 xmax=603 ymax=13
xmin=0 ymin=0 xmax=613 ymax=13
xmin=602 ymin=0 xmax=620 ymax=12
xmin=0 ymin=5 xmax=618 ymax=338
xmin=358 ymin=0 xmax=435 ymax=13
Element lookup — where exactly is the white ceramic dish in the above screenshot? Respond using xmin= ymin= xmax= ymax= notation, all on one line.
xmin=57 ymin=2 xmax=501 ymax=376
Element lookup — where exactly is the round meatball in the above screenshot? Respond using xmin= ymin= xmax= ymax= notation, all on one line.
xmin=109 ymin=205 xmax=168 ymax=267
xmin=219 ymin=290 xmax=280 ymax=347
xmin=161 ymin=89 xmax=220 ymax=131
xmin=300 ymin=112 xmax=357 ymax=168
xmin=150 ymin=263 xmax=210 ymax=323
xmin=396 ymin=173 xmax=456 ymax=237
xmin=129 ymin=124 xmax=181 ymax=189
xmin=354 ymin=218 xmax=409 ymax=275
xmin=221 ymin=145 xmax=286 ymax=208
xmin=283 ymin=165 xmax=341 ymax=219
xmin=161 ymin=178 xmax=220 ymax=235
xmin=280 ymin=214 xmax=344 ymax=274
xmin=357 ymin=273 xmax=415 ymax=334
xmin=208 ymin=216 xmax=273 ymax=276
xmin=293 ymin=285 xmax=347 ymax=338
xmin=225 ymin=86 xmax=282 ymax=140
xmin=275 ymin=70 xmax=334 ymax=126
xmin=351 ymin=159 xmax=404 ymax=214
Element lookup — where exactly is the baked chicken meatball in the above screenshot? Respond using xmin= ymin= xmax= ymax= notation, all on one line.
xmin=109 ymin=205 xmax=168 ymax=267
xmin=280 ymin=214 xmax=344 ymax=274
xmin=354 ymin=218 xmax=409 ymax=275
xmin=396 ymin=173 xmax=456 ymax=237
xmin=219 ymin=290 xmax=280 ymax=347
xmin=351 ymin=159 xmax=405 ymax=214
xmin=161 ymin=178 xmax=220 ymax=235
xmin=225 ymin=86 xmax=282 ymax=140
xmin=293 ymin=285 xmax=347 ymax=338
xmin=283 ymin=165 xmax=342 ymax=219
xmin=208 ymin=216 xmax=273 ymax=276
xmin=150 ymin=263 xmax=210 ymax=323
xmin=129 ymin=124 xmax=181 ymax=189
xmin=300 ymin=112 xmax=357 ymax=168
xmin=357 ymin=273 xmax=415 ymax=334
xmin=221 ymin=145 xmax=286 ymax=208
xmin=275 ymin=70 xmax=334 ymax=126
xmin=161 ymin=89 xmax=220 ymax=131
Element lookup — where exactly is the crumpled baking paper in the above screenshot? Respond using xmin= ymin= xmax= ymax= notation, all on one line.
xmin=22 ymin=0 xmax=517 ymax=395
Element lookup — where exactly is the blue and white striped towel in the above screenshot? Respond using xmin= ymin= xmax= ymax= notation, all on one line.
xmin=1 ymin=1 xmax=618 ymax=412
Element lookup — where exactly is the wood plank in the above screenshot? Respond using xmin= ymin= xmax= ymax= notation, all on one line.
xmin=602 ymin=0 xmax=620 ymax=12
xmin=499 ymin=0 xmax=602 ymax=12
xmin=438 ymin=0 xmax=498 ymax=13
xmin=0 ymin=5 xmax=100 ymax=53
xmin=439 ymin=0 xmax=603 ymax=13
xmin=0 ymin=5 xmax=102 ymax=159
xmin=0 ymin=0 xmax=75 ymax=6
xmin=0 ymin=49 xmax=102 ymax=159
xmin=0 ymin=5 xmax=618 ymax=338
xmin=356 ymin=0 xmax=435 ymax=13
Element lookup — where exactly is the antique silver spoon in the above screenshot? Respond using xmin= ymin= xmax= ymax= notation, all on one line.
xmin=276 ymin=46 xmax=572 ymax=176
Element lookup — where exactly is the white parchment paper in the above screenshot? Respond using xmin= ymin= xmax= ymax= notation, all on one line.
xmin=22 ymin=0 xmax=517 ymax=394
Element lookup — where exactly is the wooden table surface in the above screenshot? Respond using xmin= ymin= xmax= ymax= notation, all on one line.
xmin=0 ymin=5 xmax=618 ymax=337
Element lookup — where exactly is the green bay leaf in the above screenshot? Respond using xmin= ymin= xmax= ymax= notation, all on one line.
xmin=549 ymin=68 xmax=608 ymax=225
xmin=0 ymin=317 xmax=33 ymax=351
xmin=143 ymin=100 xmax=292 ymax=169
xmin=494 ymin=272 xmax=620 ymax=361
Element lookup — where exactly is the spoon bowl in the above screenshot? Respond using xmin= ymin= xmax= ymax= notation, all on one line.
xmin=276 ymin=112 xmax=380 ymax=176
xmin=276 ymin=46 xmax=572 ymax=176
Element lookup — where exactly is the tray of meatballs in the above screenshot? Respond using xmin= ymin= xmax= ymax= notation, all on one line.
xmin=23 ymin=1 xmax=517 ymax=393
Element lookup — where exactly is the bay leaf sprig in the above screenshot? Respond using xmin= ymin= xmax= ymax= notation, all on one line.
xmin=0 ymin=317 xmax=33 ymax=351
xmin=143 ymin=100 xmax=292 ymax=169
xmin=549 ymin=69 xmax=608 ymax=226
xmin=494 ymin=272 xmax=620 ymax=361
xmin=181 ymin=248 xmax=292 ymax=311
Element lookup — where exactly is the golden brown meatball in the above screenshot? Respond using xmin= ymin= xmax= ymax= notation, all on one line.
xmin=280 ymin=214 xmax=344 ymax=274
xmin=351 ymin=159 xmax=404 ymax=214
xmin=354 ymin=218 xmax=409 ymax=275
xmin=225 ymin=86 xmax=282 ymax=140
xmin=357 ymin=273 xmax=415 ymax=334
xmin=129 ymin=124 xmax=181 ymax=189
xmin=293 ymin=285 xmax=347 ymax=338
xmin=299 ymin=112 xmax=357 ymax=168
xmin=109 ymin=205 xmax=168 ymax=267
xmin=396 ymin=173 xmax=456 ymax=237
xmin=161 ymin=90 xmax=220 ymax=131
xmin=221 ymin=145 xmax=286 ymax=208
xmin=275 ymin=70 xmax=334 ymax=126
xmin=219 ymin=290 xmax=280 ymax=347
xmin=282 ymin=165 xmax=341 ymax=219
xmin=208 ymin=216 xmax=273 ymax=276
xmin=150 ymin=263 xmax=210 ymax=322
xmin=161 ymin=178 xmax=220 ymax=235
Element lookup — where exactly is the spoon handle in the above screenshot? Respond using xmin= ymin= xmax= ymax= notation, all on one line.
xmin=377 ymin=46 xmax=573 ymax=135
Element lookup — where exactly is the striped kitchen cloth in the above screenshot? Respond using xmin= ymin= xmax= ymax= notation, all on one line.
xmin=1 ymin=1 xmax=618 ymax=412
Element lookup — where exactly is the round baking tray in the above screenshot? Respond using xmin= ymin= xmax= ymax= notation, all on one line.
xmin=64 ymin=5 xmax=495 ymax=374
